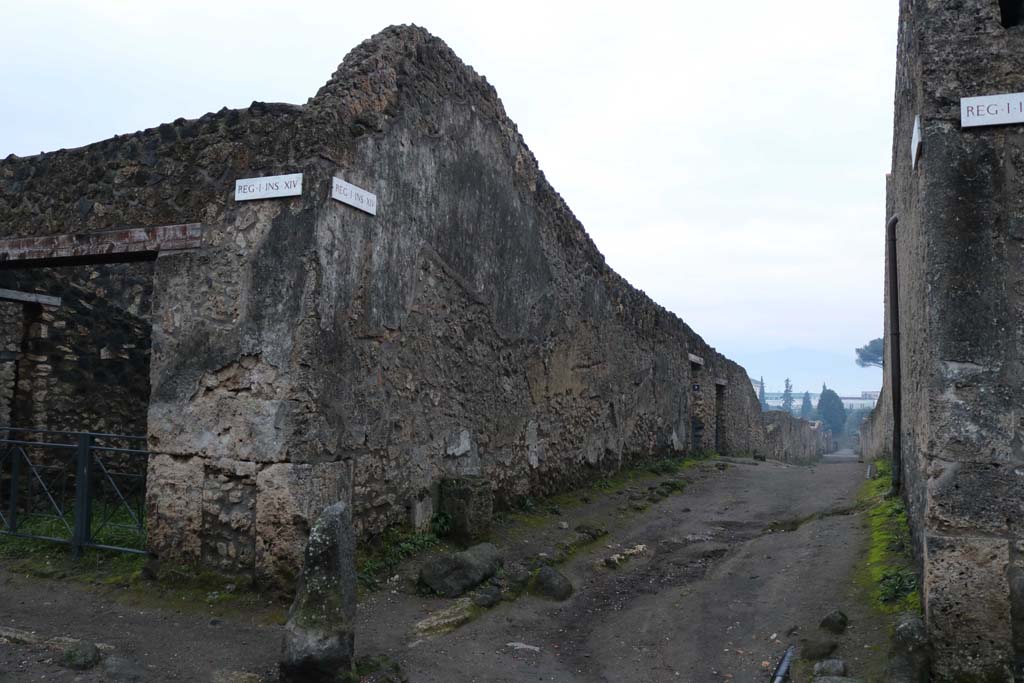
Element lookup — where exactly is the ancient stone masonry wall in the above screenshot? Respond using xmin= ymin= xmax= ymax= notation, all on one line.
xmin=0 ymin=25 xmax=797 ymax=585
xmin=0 ymin=266 xmax=152 ymax=436
xmin=857 ymin=389 xmax=890 ymax=461
xmin=860 ymin=2 xmax=1024 ymax=679
xmin=0 ymin=301 xmax=24 ymax=427
xmin=762 ymin=411 xmax=830 ymax=465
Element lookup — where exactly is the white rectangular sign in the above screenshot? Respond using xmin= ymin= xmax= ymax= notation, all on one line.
xmin=234 ymin=173 xmax=303 ymax=201
xmin=911 ymin=115 xmax=922 ymax=168
xmin=961 ymin=92 xmax=1024 ymax=128
xmin=331 ymin=177 xmax=377 ymax=216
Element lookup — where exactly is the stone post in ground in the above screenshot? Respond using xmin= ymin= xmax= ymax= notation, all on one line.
xmin=439 ymin=477 xmax=493 ymax=544
xmin=280 ymin=502 xmax=357 ymax=683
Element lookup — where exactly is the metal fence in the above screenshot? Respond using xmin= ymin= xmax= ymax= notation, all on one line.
xmin=0 ymin=427 xmax=149 ymax=556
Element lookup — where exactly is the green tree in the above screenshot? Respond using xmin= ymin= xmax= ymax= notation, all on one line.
xmin=758 ymin=376 xmax=767 ymax=411
xmin=856 ymin=338 xmax=884 ymax=368
xmin=817 ymin=383 xmax=847 ymax=436
xmin=781 ymin=378 xmax=794 ymax=414
xmin=800 ymin=391 xmax=813 ymax=420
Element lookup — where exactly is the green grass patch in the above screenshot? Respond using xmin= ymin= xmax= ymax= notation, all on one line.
xmin=356 ymin=526 xmax=446 ymax=591
xmin=0 ymin=502 xmax=147 ymax=584
xmin=856 ymin=459 xmax=921 ymax=613
xmin=1 ymin=504 xmax=288 ymax=622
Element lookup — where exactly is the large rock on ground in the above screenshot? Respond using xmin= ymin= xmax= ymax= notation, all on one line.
xmin=280 ymin=502 xmax=357 ymax=683
xmin=419 ymin=543 xmax=501 ymax=598
xmin=800 ymin=637 xmax=838 ymax=661
xmin=529 ymin=566 xmax=573 ymax=601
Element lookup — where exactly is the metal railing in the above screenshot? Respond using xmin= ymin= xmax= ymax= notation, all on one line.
xmin=0 ymin=427 xmax=149 ymax=556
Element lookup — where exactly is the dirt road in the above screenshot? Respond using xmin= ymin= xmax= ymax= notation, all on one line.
xmin=1 ymin=453 xmax=887 ymax=682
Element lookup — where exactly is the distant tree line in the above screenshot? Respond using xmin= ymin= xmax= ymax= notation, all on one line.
xmin=756 ymin=378 xmax=848 ymax=436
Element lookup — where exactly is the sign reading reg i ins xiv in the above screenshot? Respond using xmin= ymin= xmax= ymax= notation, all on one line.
xmin=961 ymin=92 xmax=1024 ymax=128
xmin=331 ymin=177 xmax=377 ymax=215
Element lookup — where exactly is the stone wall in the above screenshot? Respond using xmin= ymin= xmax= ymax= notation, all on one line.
xmin=860 ymin=2 xmax=1024 ymax=678
xmin=0 ymin=26 xmax=810 ymax=585
xmin=858 ymin=382 xmax=890 ymax=461
xmin=0 ymin=265 xmax=152 ymax=436
xmin=762 ymin=411 xmax=830 ymax=465
xmin=0 ymin=301 xmax=24 ymax=427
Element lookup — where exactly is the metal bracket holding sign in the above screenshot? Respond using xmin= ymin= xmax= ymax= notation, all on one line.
xmin=911 ymin=115 xmax=922 ymax=169
xmin=331 ymin=177 xmax=377 ymax=215
xmin=961 ymin=92 xmax=1024 ymax=128
xmin=234 ymin=173 xmax=303 ymax=201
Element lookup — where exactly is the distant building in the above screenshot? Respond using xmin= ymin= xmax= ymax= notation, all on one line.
xmin=763 ymin=391 xmax=879 ymax=412
xmin=838 ymin=395 xmax=877 ymax=411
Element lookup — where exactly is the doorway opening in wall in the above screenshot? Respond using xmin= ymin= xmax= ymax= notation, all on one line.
xmin=0 ymin=261 xmax=155 ymax=555
xmin=714 ymin=383 xmax=725 ymax=453
xmin=1000 ymin=0 xmax=1022 ymax=27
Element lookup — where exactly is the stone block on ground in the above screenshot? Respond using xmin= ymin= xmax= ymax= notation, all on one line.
xmin=799 ymin=637 xmax=838 ymax=660
xmin=60 ymin=641 xmax=100 ymax=670
xmin=472 ymin=585 xmax=503 ymax=608
xmin=813 ymin=659 xmax=847 ymax=676
xmin=101 ymin=656 xmax=146 ymax=682
xmin=529 ymin=566 xmax=573 ymax=601
xmin=438 ymin=477 xmax=493 ymax=543
xmin=819 ymin=609 xmax=848 ymax=634
xmin=419 ymin=543 xmax=502 ymax=598
xmin=280 ymin=502 xmax=357 ymax=683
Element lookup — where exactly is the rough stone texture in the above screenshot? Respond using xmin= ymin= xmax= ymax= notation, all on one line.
xmin=0 ymin=265 xmax=152 ymax=436
xmin=890 ymin=613 xmax=931 ymax=683
xmin=280 ymin=502 xmax=357 ymax=683
xmin=59 ymin=641 xmax=100 ymax=671
xmin=529 ymin=565 xmax=573 ymax=601
xmin=859 ymin=2 xmax=1024 ymax=678
xmin=800 ymin=637 xmax=838 ymax=661
xmin=0 ymin=25 xmax=822 ymax=584
xmin=819 ymin=609 xmax=848 ymax=635
xmin=0 ymin=223 xmax=201 ymax=266
xmin=418 ymin=543 xmax=501 ymax=598
xmin=0 ymin=301 xmax=24 ymax=427
xmin=813 ymin=659 xmax=847 ymax=676
xmin=438 ymin=476 xmax=492 ymax=543
xmin=763 ymin=411 xmax=831 ymax=464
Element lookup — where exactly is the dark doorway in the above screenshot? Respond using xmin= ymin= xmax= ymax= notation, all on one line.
xmin=1000 ymin=0 xmax=1022 ymax=27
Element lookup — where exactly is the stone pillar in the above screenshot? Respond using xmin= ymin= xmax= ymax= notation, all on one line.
xmin=280 ymin=502 xmax=357 ymax=683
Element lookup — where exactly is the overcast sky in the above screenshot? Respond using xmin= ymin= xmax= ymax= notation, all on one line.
xmin=0 ymin=1 xmax=895 ymax=395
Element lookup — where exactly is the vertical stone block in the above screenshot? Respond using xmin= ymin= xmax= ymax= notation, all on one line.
xmin=280 ymin=502 xmax=357 ymax=683
xmin=926 ymin=534 xmax=1014 ymax=680
xmin=200 ymin=458 xmax=257 ymax=575
xmin=145 ymin=453 xmax=204 ymax=564
xmin=439 ymin=476 xmax=492 ymax=544
xmin=255 ymin=461 xmax=351 ymax=584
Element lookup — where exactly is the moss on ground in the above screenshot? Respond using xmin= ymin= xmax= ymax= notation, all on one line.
xmin=0 ymin=508 xmax=147 ymax=586
xmin=498 ymin=451 xmax=716 ymax=530
xmin=855 ymin=458 xmax=921 ymax=614
xmin=356 ymin=526 xmax=448 ymax=591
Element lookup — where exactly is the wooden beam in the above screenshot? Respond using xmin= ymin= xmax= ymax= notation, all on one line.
xmin=0 ymin=288 xmax=61 ymax=307
xmin=0 ymin=223 xmax=203 ymax=268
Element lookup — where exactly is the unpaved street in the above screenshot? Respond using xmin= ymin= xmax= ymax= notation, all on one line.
xmin=360 ymin=452 xmax=887 ymax=682
xmin=1 ymin=454 xmax=887 ymax=682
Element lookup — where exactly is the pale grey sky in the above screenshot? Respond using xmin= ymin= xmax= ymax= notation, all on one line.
xmin=0 ymin=1 xmax=894 ymax=395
